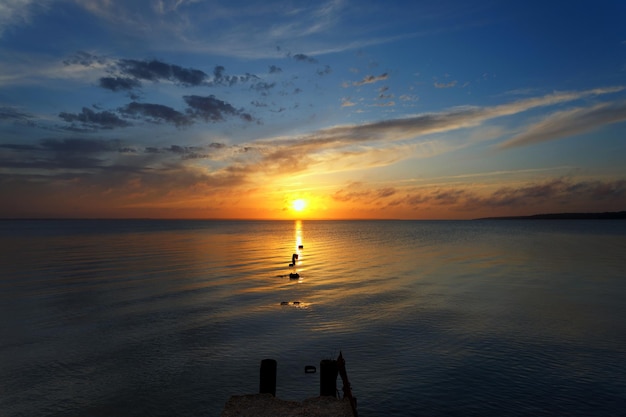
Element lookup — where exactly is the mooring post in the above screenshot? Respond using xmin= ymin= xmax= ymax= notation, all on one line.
xmin=259 ymin=358 xmax=277 ymax=396
xmin=319 ymin=359 xmax=338 ymax=397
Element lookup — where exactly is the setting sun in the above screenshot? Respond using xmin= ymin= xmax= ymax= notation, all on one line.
xmin=292 ymin=198 xmax=307 ymax=212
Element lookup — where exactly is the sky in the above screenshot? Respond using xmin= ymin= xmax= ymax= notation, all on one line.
xmin=1 ymin=0 xmax=626 ymax=220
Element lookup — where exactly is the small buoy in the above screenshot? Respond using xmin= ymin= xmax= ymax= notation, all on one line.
xmin=289 ymin=272 xmax=300 ymax=279
xmin=280 ymin=301 xmax=289 ymax=305
xmin=293 ymin=301 xmax=300 ymax=305
xmin=298 ymin=245 xmax=303 ymax=249
xmin=304 ymin=365 xmax=316 ymax=374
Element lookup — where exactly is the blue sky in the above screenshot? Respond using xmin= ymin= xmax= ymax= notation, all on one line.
xmin=1 ymin=0 xmax=625 ymax=219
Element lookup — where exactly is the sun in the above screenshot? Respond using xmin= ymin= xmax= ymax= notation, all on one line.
xmin=292 ymin=198 xmax=307 ymax=212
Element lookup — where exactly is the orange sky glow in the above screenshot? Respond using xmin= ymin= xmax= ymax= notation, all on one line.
xmin=1 ymin=2 xmax=625 ymax=219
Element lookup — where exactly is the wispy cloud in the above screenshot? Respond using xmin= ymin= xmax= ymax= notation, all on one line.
xmin=2 ymin=85 xmax=625 ymax=217
xmin=498 ymin=101 xmax=626 ymax=149
xmin=59 ymin=107 xmax=132 ymax=130
xmin=0 ymin=105 xmax=33 ymax=122
xmin=434 ymin=80 xmax=457 ymax=88
xmin=351 ymin=73 xmax=389 ymax=87
xmin=333 ymin=177 xmax=626 ymax=215
xmin=0 ymin=0 xmax=48 ymax=38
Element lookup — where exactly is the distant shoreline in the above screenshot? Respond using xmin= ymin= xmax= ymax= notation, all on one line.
xmin=476 ymin=211 xmax=626 ymax=220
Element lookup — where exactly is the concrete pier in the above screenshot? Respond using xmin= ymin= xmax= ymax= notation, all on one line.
xmin=222 ymin=353 xmax=357 ymax=417
xmin=220 ymin=393 xmax=353 ymax=417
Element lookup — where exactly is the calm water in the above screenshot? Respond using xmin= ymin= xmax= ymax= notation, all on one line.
xmin=1 ymin=219 xmax=625 ymax=417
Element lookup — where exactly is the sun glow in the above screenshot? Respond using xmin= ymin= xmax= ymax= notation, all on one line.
xmin=292 ymin=198 xmax=307 ymax=212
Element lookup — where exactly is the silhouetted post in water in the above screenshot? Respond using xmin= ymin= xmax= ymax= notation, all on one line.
xmin=320 ymin=359 xmax=338 ymax=397
xmin=259 ymin=359 xmax=277 ymax=396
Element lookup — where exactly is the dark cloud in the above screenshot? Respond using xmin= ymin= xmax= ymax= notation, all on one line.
xmin=161 ymin=145 xmax=210 ymax=159
xmin=99 ymin=76 xmax=142 ymax=92
xmin=0 ymin=138 xmax=127 ymax=172
xmin=58 ymin=107 xmax=132 ymax=129
xmin=316 ymin=65 xmax=332 ymax=76
xmin=208 ymin=65 xmax=260 ymax=87
xmin=0 ymin=143 xmax=39 ymax=151
xmin=184 ymin=95 xmax=254 ymax=123
xmin=167 ymin=145 xmax=203 ymax=154
xmin=40 ymin=138 xmax=124 ymax=153
xmin=475 ymin=178 xmax=626 ymax=208
xmin=269 ymin=65 xmax=282 ymax=74
xmin=117 ymin=59 xmax=208 ymax=86
xmin=142 ymin=143 xmax=223 ymax=157
xmin=94 ymin=95 xmax=256 ymax=128
xmin=251 ymin=82 xmax=276 ymax=93
xmin=63 ymin=51 xmax=106 ymax=67
xmin=120 ymin=102 xmax=192 ymax=127
xmin=0 ymin=106 xmax=33 ymax=122
xmin=291 ymin=53 xmax=318 ymax=63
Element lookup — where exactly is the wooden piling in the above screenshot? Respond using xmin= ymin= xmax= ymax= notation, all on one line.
xmin=319 ymin=359 xmax=338 ymax=397
xmin=259 ymin=359 xmax=277 ymax=396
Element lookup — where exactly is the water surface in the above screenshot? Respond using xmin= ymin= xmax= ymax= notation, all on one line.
xmin=1 ymin=219 xmax=625 ymax=416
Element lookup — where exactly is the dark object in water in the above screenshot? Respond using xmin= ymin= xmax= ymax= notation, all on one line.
xmin=289 ymin=253 xmax=299 ymax=267
xmin=280 ymin=301 xmax=289 ymax=305
xmin=320 ymin=359 xmax=338 ymax=397
xmin=289 ymin=272 xmax=300 ymax=279
xmin=305 ymin=365 xmax=316 ymax=374
xmin=259 ymin=359 xmax=277 ymax=397
xmin=298 ymin=245 xmax=304 ymax=249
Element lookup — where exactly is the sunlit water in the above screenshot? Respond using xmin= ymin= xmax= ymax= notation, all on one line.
xmin=1 ymin=219 xmax=625 ymax=417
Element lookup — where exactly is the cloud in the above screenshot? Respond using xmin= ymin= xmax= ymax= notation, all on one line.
xmin=312 ymin=86 xmax=623 ymax=146
xmin=434 ymin=80 xmax=457 ymax=88
xmin=63 ymin=50 xmax=107 ymax=67
xmin=316 ymin=65 xmax=332 ymax=76
xmin=331 ymin=178 xmax=626 ymax=214
xmin=209 ymin=65 xmax=260 ymax=87
xmin=468 ymin=178 xmax=626 ymax=210
xmin=333 ymin=183 xmax=397 ymax=203
xmin=0 ymin=137 xmax=135 ymax=173
xmin=40 ymin=138 xmax=124 ymax=153
xmin=117 ymin=59 xmax=208 ymax=86
xmin=351 ymin=73 xmax=389 ymax=86
xmin=58 ymin=107 xmax=132 ymax=129
xmin=0 ymin=106 xmax=33 ymax=122
xmin=0 ymin=0 xmax=48 ymax=38
xmin=291 ymin=53 xmax=318 ymax=63
xmin=498 ymin=101 xmax=626 ymax=149
xmin=220 ymin=86 xmax=626 ymax=182
xmin=269 ymin=65 xmax=282 ymax=74
xmin=120 ymin=102 xmax=192 ymax=127
xmin=250 ymin=82 xmax=276 ymax=94
xmin=67 ymin=55 xmax=260 ymax=91
xmin=99 ymin=76 xmax=142 ymax=91
xmin=184 ymin=95 xmax=255 ymax=123
xmin=341 ymin=98 xmax=356 ymax=107
xmin=0 ymin=143 xmax=38 ymax=151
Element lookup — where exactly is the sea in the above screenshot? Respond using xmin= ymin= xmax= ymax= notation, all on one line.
xmin=1 ymin=219 xmax=625 ymax=417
